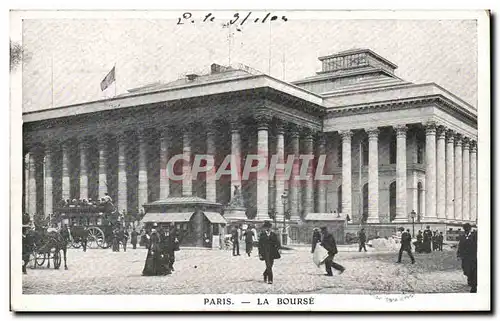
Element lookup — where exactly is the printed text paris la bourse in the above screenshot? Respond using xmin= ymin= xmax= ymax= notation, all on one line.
xmin=204 ymin=297 xmax=315 ymax=306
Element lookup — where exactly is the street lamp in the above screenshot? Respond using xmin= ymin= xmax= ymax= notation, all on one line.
xmin=410 ymin=210 xmax=416 ymax=237
xmin=281 ymin=191 xmax=288 ymax=246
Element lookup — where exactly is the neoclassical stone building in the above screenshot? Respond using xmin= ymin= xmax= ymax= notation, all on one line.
xmin=22 ymin=49 xmax=478 ymax=232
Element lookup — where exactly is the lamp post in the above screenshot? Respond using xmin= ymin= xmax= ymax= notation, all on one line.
xmin=281 ymin=191 xmax=288 ymax=245
xmin=410 ymin=210 xmax=416 ymax=237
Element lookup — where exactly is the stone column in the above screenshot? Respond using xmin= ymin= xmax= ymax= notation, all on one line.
xmin=62 ymin=141 xmax=71 ymax=200
xmin=302 ymin=129 xmax=314 ymax=216
xmin=117 ymin=132 xmax=128 ymax=213
xmin=206 ymin=127 xmax=217 ymax=203
xmin=44 ymin=147 xmax=53 ymax=216
xmin=340 ymin=130 xmax=352 ymax=219
xmin=470 ymin=141 xmax=477 ymax=223
xmin=255 ymin=115 xmax=270 ymax=220
xmin=462 ymin=138 xmax=470 ymax=221
xmin=182 ymin=127 xmax=192 ymax=197
xmin=274 ymin=121 xmax=285 ymax=220
xmin=289 ymin=125 xmax=300 ymax=221
xmin=394 ymin=125 xmax=408 ymax=222
xmin=159 ymin=130 xmax=170 ymax=199
xmin=446 ymin=130 xmax=455 ymax=220
xmin=454 ymin=135 xmax=463 ymax=221
xmin=79 ymin=138 xmax=89 ymax=200
xmin=436 ymin=126 xmax=446 ymax=220
xmin=28 ymin=152 xmax=37 ymax=216
xmin=98 ymin=137 xmax=108 ymax=198
xmin=425 ymin=122 xmax=437 ymax=221
xmin=316 ymin=134 xmax=327 ymax=213
xmin=138 ymin=130 xmax=148 ymax=210
xmin=367 ymin=127 xmax=379 ymax=223
xmin=230 ymin=120 xmax=242 ymax=198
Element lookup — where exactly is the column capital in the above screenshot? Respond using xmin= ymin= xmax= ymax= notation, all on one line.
xmin=462 ymin=137 xmax=470 ymax=149
xmin=339 ymin=130 xmax=353 ymax=141
xmin=436 ymin=126 xmax=447 ymax=139
xmin=288 ymin=123 xmax=300 ymax=138
xmin=315 ymin=132 xmax=326 ymax=145
xmin=300 ymin=127 xmax=314 ymax=140
xmin=424 ymin=121 xmax=437 ymax=135
xmin=470 ymin=140 xmax=477 ymax=153
xmin=446 ymin=129 xmax=455 ymax=143
xmin=366 ymin=127 xmax=380 ymax=139
xmin=454 ymin=133 xmax=463 ymax=147
xmin=136 ymin=129 xmax=148 ymax=143
xmin=115 ymin=131 xmax=128 ymax=143
xmin=254 ymin=114 xmax=272 ymax=130
xmin=229 ymin=118 xmax=243 ymax=132
xmin=274 ymin=119 xmax=286 ymax=135
xmin=394 ymin=124 xmax=408 ymax=137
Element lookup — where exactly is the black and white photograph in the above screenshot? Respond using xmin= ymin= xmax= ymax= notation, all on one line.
xmin=10 ymin=9 xmax=490 ymax=312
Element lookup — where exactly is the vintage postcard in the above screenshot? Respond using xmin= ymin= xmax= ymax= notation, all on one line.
xmin=10 ymin=10 xmax=490 ymax=312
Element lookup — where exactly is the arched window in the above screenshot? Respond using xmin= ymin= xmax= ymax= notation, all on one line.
xmin=337 ymin=185 xmax=342 ymax=213
xmin=417 ymin=182 xmax=423 ymax=222
xmin=362 ymin=183 xmax=368 ymax=222
xmin=390 ymin=135 xmax=397 ymax=164
xmin=389 ymin=181 xmax=396 ymax=221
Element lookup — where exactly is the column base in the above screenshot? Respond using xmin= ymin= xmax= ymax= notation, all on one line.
xmin=392 ymin=217 xmax=409 ymax=223
xmin=366 ymin=217 xmax=380 ymax=224
xmin=224 ymin=207 xmax=247 ymax=221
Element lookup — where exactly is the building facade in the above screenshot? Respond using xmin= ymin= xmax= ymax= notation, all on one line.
xmin=22 ymin=49 xmax=478 ymax=230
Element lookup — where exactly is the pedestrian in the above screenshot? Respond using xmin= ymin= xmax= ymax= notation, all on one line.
xmin=397 ymin=228 xmax=415 ymax=264
xmin=432 ymin=231 xmax=438 ymax=251
xmin=169 ymin=224 xmax=180 ymax=271
xmin=231 ymin=226 xmax=240 ymax=256
xmin=320 ymin=226 xmax=345 ymax=276
xmin=457 ymin=223 xmax=477 ymax=293
xmin=142 ymin=228 xmax=170 ymax=276
xmin=112 ymin=228 xmax=120 ymax=252
xmin=244 ymin=226 xmax=255 ymax=256
xmin=423 ymin=226 xmax=433 ymax=253
xmin=358 ymin=228 xmax=367 ymax=252
xmin=258 ymin=221 xmax=281 ymax=284
xmin=81 ymin=226 xmax=88 ymax=252
xmin=415 ymin=230 xmax=423 ymax=253
xmin=438 ymin=232 xmax=444 ymax=251
xmin=131 ymin=228 xmax=138 ymax=249
xmin=122 ymin=227 xmax=129 ymax=252
xmin=311 ymin=228 xmax=321 ymax=253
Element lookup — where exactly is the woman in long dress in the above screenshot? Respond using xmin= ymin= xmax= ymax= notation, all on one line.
xmin=142 ymin=229 xmax=171 ymax=276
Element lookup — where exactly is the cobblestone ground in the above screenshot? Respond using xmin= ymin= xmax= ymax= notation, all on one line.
xmin=22 ymin=245 xmax=469 ymax=295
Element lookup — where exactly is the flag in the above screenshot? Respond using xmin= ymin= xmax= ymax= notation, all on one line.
xmin=100 ymin=66 xmax=115 ymax=91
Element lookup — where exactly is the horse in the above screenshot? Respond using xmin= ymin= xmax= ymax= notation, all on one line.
xmin=28 ymin=227 xmax=69 ymax=270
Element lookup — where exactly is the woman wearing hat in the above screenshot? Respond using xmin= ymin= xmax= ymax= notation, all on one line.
xmin=258 ymin=221 xmax=281 ymax=284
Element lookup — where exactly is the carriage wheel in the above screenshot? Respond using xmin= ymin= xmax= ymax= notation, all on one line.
xmin=97 ymin=236 xmax=111 ymax=249
xmin=53 ymin=250 xmax=61 ymax=269
xmin=87 ymin=227 xmax=105 ymax=249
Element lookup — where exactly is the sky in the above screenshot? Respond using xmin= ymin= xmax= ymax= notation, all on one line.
xmin=20 ymin=15 xmax=478 ymax=112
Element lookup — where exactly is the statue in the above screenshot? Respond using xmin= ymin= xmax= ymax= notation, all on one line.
xmin=228 ymin=185 xmax=245 ymax=208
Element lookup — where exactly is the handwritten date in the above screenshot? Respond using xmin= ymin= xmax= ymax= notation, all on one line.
xmin=177 ymin=12 xmax=288 ymax=26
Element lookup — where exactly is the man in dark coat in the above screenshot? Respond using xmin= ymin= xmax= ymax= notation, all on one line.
xmin=121 ymin=228 xmax=129 ymax=252
xmin=311 ymin=228 xmax=321 ymax=253
xmin=358 ymin=228 xmax=367 ymax=252
xmin=457 ymin=223 xmax=477 ymax=293
xmin=438 ymin=232 xmax=444 ymax=251
xmin=397 ymin=228 xmax=415 ymax=264
xmin=423 ymin=226 xmax=433 ymax=253
xmin=231 ymin=226 xmax=240 ymax=256
xmin=244 ymin=227 xmax=255 ymax=257
xmin=258 ymin=221 xmax=281 ymax=284
xmin=415 ymin=230 xmax=423 ymax=253
xmin=131 ymin=228 xmax=138 ymax=249
xmin=320 ymin=226 xmax=345 ymax=276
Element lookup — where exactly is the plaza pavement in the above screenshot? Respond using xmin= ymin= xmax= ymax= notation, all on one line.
xmin=22 ymin=245 xmax=469 ymax=295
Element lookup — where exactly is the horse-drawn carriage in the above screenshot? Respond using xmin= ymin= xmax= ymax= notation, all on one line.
xmin=53 ymin=201 xmax=121 ymax=249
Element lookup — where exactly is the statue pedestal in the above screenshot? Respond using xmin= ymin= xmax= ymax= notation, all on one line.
xmin=224 ymin=207 xmax=247 ymax=221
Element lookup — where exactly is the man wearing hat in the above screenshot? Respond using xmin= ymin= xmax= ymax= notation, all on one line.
xmin=423 ymin=225 xmax=433 ymax=253
xmin=397 ymin=227 xmax=415 ymax=264
xmin=457 ymin=223 xmax=477 ymax=293
xmin=320 ymin=226 xmax=345 ymax=276
xmin=258 ymin=221 xmax=281 ymax=284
